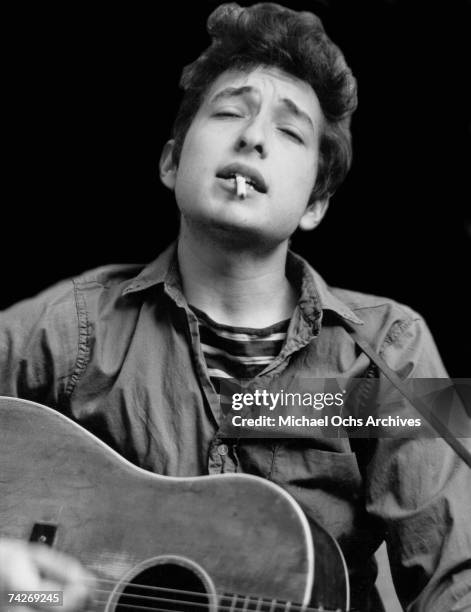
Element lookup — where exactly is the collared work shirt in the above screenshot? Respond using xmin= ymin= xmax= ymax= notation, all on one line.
xmin=1 ymin=243 xmax=470 ymax=611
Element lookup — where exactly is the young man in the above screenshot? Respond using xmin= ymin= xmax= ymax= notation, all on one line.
xmin=1 ymin=3 xmax=470 ymax=611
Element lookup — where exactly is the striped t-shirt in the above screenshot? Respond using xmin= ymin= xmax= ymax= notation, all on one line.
xmin=190 ymin=306 xmax=290 ymax=386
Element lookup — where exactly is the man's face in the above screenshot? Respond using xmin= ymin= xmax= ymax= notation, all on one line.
xmin=162 ymin=67 xmax=326 ymax=247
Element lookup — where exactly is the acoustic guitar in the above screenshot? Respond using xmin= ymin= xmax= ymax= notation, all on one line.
xmin=0 ymin=396 xmax=350 ymax=612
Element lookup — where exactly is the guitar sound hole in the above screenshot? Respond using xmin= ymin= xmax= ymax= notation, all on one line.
xmin=116 ymin=563 xmax=210 ymax=612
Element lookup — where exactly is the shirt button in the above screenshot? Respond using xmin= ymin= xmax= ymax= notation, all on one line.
xmin=217 ymin=444 xmax=229 ymax=456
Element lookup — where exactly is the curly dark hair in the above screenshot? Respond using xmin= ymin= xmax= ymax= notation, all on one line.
xmin=171 ymin=2 xmax=357 ymax=202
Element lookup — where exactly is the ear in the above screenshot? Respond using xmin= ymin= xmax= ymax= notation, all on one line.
xmin=159 ymin=139 xmax=177 ymax=190
xmin=298 ymin=199 xmax=330 ymax=231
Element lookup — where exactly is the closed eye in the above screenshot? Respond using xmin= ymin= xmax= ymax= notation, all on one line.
xmin=213 ymin=111 xmax=243 ymax=118
xmin=279 ymin=128 xmax=304 ymax=144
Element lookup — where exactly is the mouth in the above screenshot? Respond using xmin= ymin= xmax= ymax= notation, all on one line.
xmin=216 ymin=163 xmax=268 ymax=194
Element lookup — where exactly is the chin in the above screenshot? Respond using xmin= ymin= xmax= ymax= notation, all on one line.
xmin=210 ymin=220 xmax=288 ymax=252
xmin=181 ymin=207 xmax=288 ymax=246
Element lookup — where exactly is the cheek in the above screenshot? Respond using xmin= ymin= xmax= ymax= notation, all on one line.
xmin=281 ymin=165 xmax=317 ymax=203
xmin=281 ymin=147 xmax=319 ymax=188
xmin=176 ymin=143 xmax=203 ymax=187
xmin=179 ymin=130 xmax=216 ymax=179
xmin=174 ymin=148 xmax=212 ymax=205
xmin=176 ymin=124 xmax=203 ymax=172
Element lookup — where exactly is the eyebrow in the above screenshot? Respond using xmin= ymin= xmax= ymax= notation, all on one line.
xmin=209 ymin=86 xmax=315 ymax=132
xmin=209 ymin=86 xmax=254 ymax=104
xmin=279 ymin=97 xmax=315 ymax=132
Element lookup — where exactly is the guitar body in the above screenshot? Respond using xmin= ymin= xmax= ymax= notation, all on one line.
xmin=0 ymin=397 xmax=349 ymax=611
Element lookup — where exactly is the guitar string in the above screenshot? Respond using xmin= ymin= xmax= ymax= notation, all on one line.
xmin=90 ymin=585 xmax=342 ymax=612
xmin=89 ymin=576 xmax=310 ymax=605
xmin=85 ymin=572 xmax=344 ymax=612
xmin=90 ymin=577 xmax=308 ymax=609
xmin=92 ymin=598 xmax=343 ymax=612
xmin=93 ymin=586 xmax=298 ymax=610
xmin=92 ymin=603 xmax=208 ymax=612
xmin=92 ymin=577 xmax=287 ymax=600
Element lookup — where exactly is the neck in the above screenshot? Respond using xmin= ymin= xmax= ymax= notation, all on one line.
xmin=177 ymin=224 xmax=297 ymax=328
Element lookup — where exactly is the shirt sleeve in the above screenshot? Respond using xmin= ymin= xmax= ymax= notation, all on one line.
xmin=364 ymin=316 xmax=471 ymax=612
xmin=0 ymin=281 xmax=81 ymax=408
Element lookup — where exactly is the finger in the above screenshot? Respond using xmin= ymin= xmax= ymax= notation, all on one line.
xmin=0 ymin=540 xmax=95 ymax=612
xmin=2 ymin=543 xmax=95 ymax=612
xmin=0 ymin=542 xmax=41 ymax=592
xmin=28 ymin=545 xmax=89 ymax=584
xmin=28 ymin=546 xmax=96 ymax=612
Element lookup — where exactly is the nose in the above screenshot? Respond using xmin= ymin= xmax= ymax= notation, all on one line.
xmin=235 ymin=118 xmax=268 ymax=159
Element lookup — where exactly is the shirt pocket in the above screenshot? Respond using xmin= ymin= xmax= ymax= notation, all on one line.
xmin=234 ymin=439 xmax=277 ymax=478
xmin=269 ymin=442 xmax=363 ymax=539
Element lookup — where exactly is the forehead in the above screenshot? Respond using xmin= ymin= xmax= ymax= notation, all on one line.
xmin=202 ymin=66 xmax=323 ymax=124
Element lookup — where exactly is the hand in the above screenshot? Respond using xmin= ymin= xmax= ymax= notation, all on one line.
xmin=0 ymin=539 xmax=95 ymax=612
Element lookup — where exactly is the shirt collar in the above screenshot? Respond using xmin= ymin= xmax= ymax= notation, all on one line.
xmin=121 ymin=242 xmax=180 ymax=296
xmin=122 ymin=242 xmax=364 ymax=326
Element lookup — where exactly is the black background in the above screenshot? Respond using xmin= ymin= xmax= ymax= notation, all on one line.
xmin=3 ymin=1 xmax=470 ymax=375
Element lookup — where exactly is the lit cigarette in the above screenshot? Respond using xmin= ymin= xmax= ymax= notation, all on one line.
xmin=235 ymin=174 xmax=247 ymax=199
